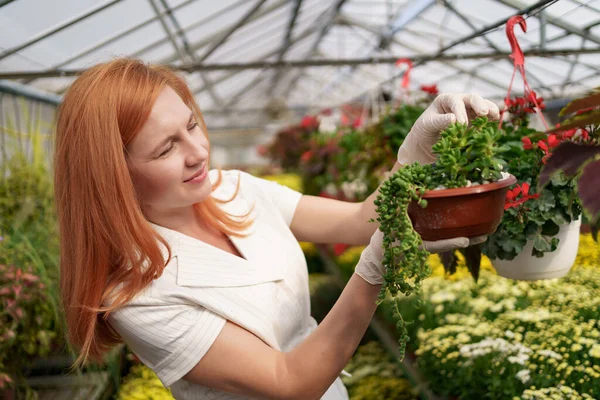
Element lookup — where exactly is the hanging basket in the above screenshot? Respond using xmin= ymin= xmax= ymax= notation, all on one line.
xmin=408 ymin=175 xmax=517 ymax=241
xmin=492 ymin=218 xmax=582 ymax=281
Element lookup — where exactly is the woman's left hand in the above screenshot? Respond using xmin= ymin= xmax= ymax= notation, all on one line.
xmin=397 ymin=93 xmax=500 ymax=166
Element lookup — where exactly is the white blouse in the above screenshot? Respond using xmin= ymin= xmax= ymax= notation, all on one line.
xmin=109 ymin=170 xmax=349 ymax=399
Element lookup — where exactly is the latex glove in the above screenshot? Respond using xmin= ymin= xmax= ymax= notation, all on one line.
xmin=397 ymin=93 xmax=500 ymax=166
xmin=355 ymin=229 xmax=487 ymax=285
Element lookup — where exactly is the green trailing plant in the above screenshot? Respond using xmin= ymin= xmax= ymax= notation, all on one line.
xmin=374 ymin=117 xmax=507 ymax=359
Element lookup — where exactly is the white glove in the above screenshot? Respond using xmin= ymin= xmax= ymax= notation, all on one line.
xmin=397 ymin=93 xmax=500 ymax=165
xmin=355 ymin=229 xmax=487 ymax=285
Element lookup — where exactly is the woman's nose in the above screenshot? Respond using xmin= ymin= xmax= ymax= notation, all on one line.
xmin=185 ymin=138 xmax=209 ymax=166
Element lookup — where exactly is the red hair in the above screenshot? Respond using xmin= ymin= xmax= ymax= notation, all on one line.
xmin=54 ymin=58 xmax=252 ymax=367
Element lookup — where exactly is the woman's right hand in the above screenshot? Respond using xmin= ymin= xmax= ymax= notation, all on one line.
xmin=354 ymin=229 xmax=486 ymax=285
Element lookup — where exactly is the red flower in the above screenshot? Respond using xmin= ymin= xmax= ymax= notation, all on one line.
xmin=504 ymin=183 xmax=541 ymax=210
xmin=575 ymin=107 xmax=594 ymax=115
xmin=256 ymin=145 xmax=268 ymax=157
xmin=300 ymin=115 xmax=319 ymax=129
xmin=522 ymin=137 xmax=533 ymax=150
xmin=352 ymin=117 xmax=363 ymax=128
xmin=547 ymin=134 xmax=561 ymax=148
xmin=420 ymin=84 xmax=439 ymax=95
xmin=300 ymin=150 xmax=313 ymax=162
xmin=582 ymin=130 xmax=590 ymax=140
xmin=333 ymin=243 xmax=349 ymax=257
xmin=538 ymin=140 xmax=549 ymax=153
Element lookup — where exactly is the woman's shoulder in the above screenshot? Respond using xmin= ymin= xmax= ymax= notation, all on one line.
xmin=208 ymin=169 xmax=265 ymax=199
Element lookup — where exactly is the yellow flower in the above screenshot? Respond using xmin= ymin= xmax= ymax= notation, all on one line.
xmin=299 ymin=241 xmax=317 ymax=257
xmin=589 ymin=344 xmax=600 ymax=358
xmin=573 ymin=234 xmax=600 ymax=268
xmin=261 ymin=173 xmax=303 ymax=192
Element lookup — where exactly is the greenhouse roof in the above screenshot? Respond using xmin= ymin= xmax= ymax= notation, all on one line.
xmin=1 ymin=0 xmax=600 ymax=130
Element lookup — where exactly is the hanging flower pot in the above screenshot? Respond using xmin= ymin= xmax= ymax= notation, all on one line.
xmin=408 ymin=175 xmax=517 ymax=241
xmin=492 ymin=218 xmax=582 ymax=280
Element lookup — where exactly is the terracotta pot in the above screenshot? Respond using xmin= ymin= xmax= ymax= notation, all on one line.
xmin=493 ymin=218 xmax=582 ymax=280
xmin=408 ymin=175 xmax=517 ymax=241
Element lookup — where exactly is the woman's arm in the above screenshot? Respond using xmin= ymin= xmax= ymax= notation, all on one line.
xmin=183 ymin=273 xmax=380 ymax=400
xmin=289 ymin=162 xmax=402 ymax=246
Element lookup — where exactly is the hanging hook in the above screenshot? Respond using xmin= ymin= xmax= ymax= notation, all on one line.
xmin=395 ymin=58 xmax=413 ymax=89
xmin=506 ymin=15 xmax=527 ymax=67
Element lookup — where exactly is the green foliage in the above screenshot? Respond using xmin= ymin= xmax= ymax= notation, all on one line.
xmin=374 ymin=117 xmax=507 ymax=359
xmin=0 ymin=105 xmax=66 ymax=393
xmin=308 ymin=273 xmax=342 ymax=323
xmin=342 ymin=341 xmax=418 ymax=400
xmin=380 ymin=105 xmax=426 ymax=151
xmin=483 ymin=129 xmax=581 ymax=261
xmin=0 ymin=264 xmax=56 ymax=391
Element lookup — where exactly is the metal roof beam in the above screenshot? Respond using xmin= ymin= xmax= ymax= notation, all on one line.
xmin=496 ymin=0 xmax=600 ymax=46
xmin=223 ymin=72 xmax=271 ymax=108
xmin=3 ymin=47 xmax=600 ymax=81
xmin=151 ymin=0 xmax=224 ymax=107
xmin=378 ymin=0 xmax=435 ymax=49
xmin=310 ymin=0 xmax=436 ymax=102
xmin=267 ymin=0 xmax=303 ymax=96
xmin=0 ymin=0 xmax=17 ymax=9
xmin=197 ymin=0 xmax=269 ymax=63
xmin=338 ymin=15 xmax=508 ymax=93
xmin=327 ymin=0 xmax=554 ymax=109
xmin=441 ymin=0 xmax=553 ymax=92
xmin=0 ymin=0 xmax=122 ymax=62
xmin=21 ymin=0 xmax=203 ymax=85
xmin=0 ymin=79 xmax=61 ymax=106
xmin=156 ymin=0 xmax=288 ymax=65
xmin=192 ymin=20 xmax=320 ymax=96
xmin=282 ymin=0 xmax=349 ymax=98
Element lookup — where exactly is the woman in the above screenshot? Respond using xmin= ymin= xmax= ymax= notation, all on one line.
xmin=54 ymin=58 xmax=498 ymax=399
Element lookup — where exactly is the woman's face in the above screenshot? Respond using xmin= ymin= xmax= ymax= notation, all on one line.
xmin=126 ymin=86 xmax=211 ymax=216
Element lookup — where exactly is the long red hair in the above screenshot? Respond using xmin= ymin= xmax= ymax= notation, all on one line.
xmin=54 ymin=58 xmax=252 ymax=367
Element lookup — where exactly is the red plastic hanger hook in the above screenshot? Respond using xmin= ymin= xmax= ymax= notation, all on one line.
xmin=506 ymin=15 xmax=527 ymax=67
xmin=395 ymin=58 xmax=413 ymax=89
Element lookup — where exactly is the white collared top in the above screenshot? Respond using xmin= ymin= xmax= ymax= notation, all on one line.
xmin=108 ymin=170 xmax=349 ymax=400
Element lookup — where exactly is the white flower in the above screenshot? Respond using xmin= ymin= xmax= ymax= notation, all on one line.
xmin=435 ymin=304 xmax=444 ymax=314
xmin=430 ymin=291 xmax=457 ymax=304
xmin=508 ymin=354 xmax=529 ymax=365
xmin=505 ymin=330 xmax=515 ymax=339
xmin=538 ymin=349 xmax=563 ymax=360
xmin=515 ymin=369 xmax=531 ymax=383
xmin=324 ymin=183 xmax=338 ymax=196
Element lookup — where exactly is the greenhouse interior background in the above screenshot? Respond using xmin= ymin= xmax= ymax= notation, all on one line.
xmin=1 ymin=0 xmax=600 ymax=399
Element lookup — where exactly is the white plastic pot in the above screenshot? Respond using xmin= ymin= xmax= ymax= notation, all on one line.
xmin=492 ymin=218 xmax=582 ymax=280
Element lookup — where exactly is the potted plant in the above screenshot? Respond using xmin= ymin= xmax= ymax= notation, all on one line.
xmin=441 ymin=92 xmax=588 ymax=281
xmin=478 ymin=92 xmax=585 ymax=280
xmin=374 ymin=117 xmax=515 ymax=358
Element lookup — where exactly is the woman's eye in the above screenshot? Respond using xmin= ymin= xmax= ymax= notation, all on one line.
xmin=188 ymin=122 xmax=199 ymax=131
xmin=159 ymin=143 xmax=174 ymax=157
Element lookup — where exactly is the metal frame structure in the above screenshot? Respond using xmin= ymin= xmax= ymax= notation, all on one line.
xmin=1 ymin=0 xmax=600 ymax=130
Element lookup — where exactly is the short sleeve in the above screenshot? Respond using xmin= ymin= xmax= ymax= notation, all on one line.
xmin=109 ymin=293 xmax=226 ymax=388
xmin=241 ymin=172 xmax=303 ymax=226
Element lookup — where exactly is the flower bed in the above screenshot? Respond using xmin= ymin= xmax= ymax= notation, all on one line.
xmin=390 ymin=238 xmax=600 ymax=399
xmin=332 ymin=235 xmax=599 ymax=399
xmin=342 ymin=341 xmax=419 ymax=400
